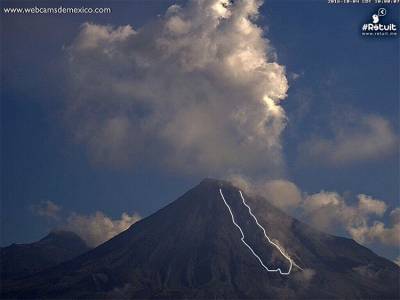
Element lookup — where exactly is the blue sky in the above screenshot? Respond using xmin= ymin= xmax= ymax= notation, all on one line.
xmin=268 ymin=1 xmax=399 ymax=199
xmin=1 ymin=0 xmax=399 ymax=260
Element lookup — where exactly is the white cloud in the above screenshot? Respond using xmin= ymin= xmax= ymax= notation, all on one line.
xmin=302 ymin=191 xmax=357 ymax=231
xmin=65 ymin=0 xmax=288 ymax=176
xmin=303 ymin=191 xmax=341 ymax=210
xmin=301 ymin=191 xmax=388 ymax=232
xmin=31 ymin=200 xmax=62 ymax=220
xmin=348 ymin=222 xmax=400 ymax=247
xmin=358 ymin=194 xmax=387 ymax=216
xmin=31 ymin=201 xmax=141 ymax=247
xmin=390 ymin=207 xmax=400 ymax=224
xmin=394 ymin=256 xmax=400 ymax=266
xmin=64 ymin=211 xmax=141 ymax=247
xmin=348 ymin=207 xmax=400 ymax=247
xmin=299 ymin=114 xmax=397 ymax=166
xmin=301 ymin=191 xmax=399 ymax=247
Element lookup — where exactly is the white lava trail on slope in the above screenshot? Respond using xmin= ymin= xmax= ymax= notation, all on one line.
xmin=219 ymin=188 xmax=303 ymax=275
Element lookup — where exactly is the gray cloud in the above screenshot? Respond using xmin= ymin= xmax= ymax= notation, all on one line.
xmin=257 ymin=180 xmax=302 ymax=210
xmin=229 ymin=176 xmax=399 ymax=248
xmin=301 ymin=192 xmax=399 ymax=247
xmin=65 ymin=0 xmax=288 ymax=176
xmin=353 ymin=265 xmax=380 ymax=279
xmin=64 ymin=211 xmax=141 ymax=247
xmin=293 ymin=268 xmax=316 ymax=286
xmin=31 ymin=200 xmax=62 ymax=220
xmin=348 ymin=207 xmax=400 ymax=247
xmin=299 ymin=114 xmax=397 ymax=166
xmin=228 ymin=174 xmax=302 ymax=211
xmin=31 ymin=201 xmax=141 ymax=247
xmin=358 ymin=194 xmax=387 ymax=216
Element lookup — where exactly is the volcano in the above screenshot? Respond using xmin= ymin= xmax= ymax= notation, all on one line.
xmin=1 ymin=179 xmax=399 ymax=299
xmin=1 ymin=230 xmax=90 ymax=281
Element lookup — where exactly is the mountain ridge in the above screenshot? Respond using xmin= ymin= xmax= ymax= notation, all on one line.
xmin=0 ymin=230 xmax=90 ymax=281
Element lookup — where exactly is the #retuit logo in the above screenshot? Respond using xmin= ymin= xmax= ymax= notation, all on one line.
xmin=361 ymin=8 xmax=397 ymax=36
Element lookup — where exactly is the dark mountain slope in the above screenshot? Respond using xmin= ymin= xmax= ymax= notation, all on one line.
xmin=1 ymin=179 xmax=399 ymax=299
xmin=1 ymin=230 xmax=90 ymax=281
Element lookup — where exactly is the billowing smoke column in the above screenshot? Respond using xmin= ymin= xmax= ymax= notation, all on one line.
xmin=67 ymin=0 xmax=288 ymax=176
